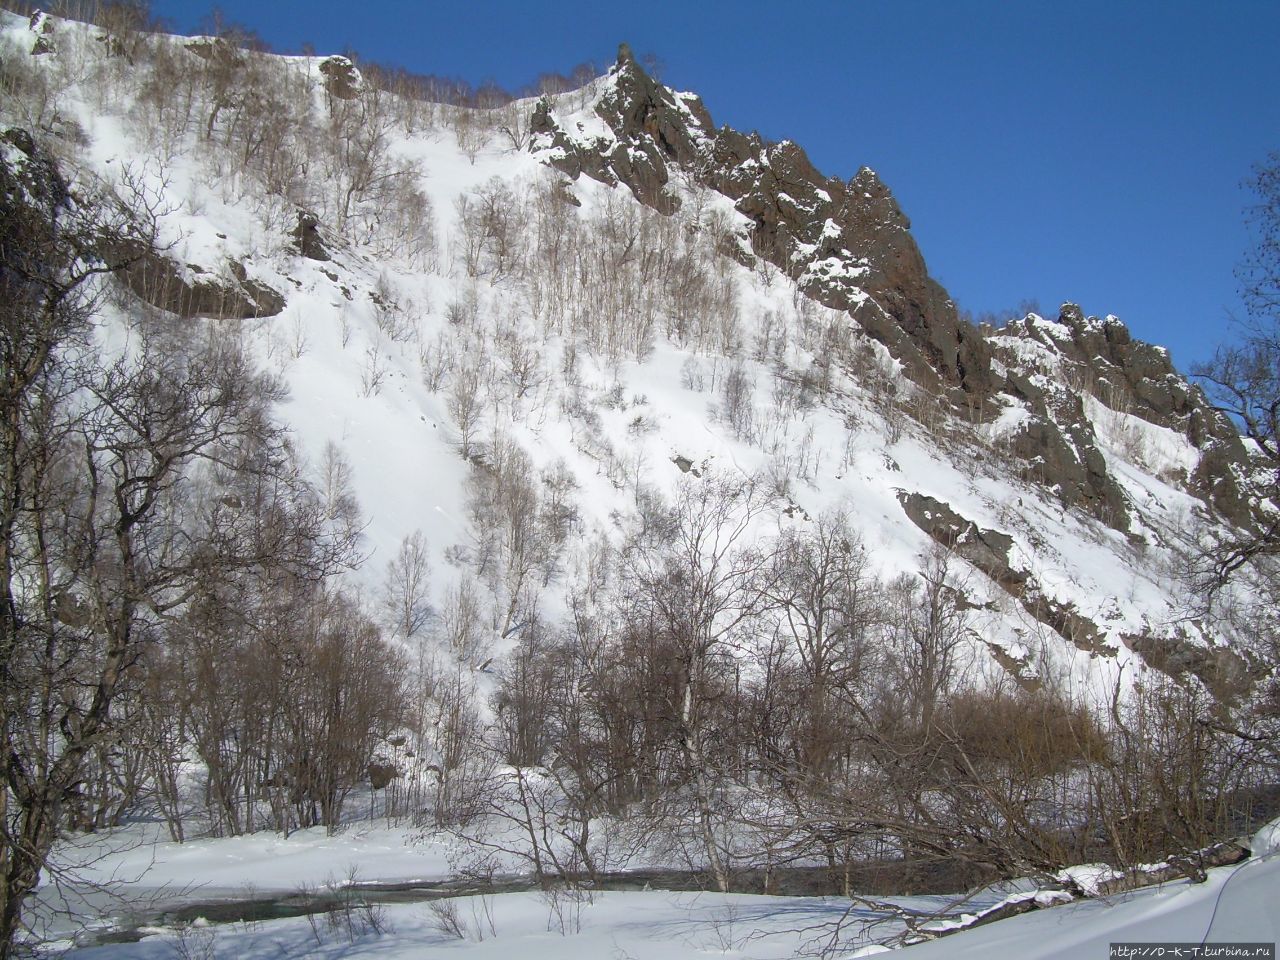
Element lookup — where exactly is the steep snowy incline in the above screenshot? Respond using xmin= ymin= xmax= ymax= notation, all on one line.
xmin=1 ymin=8 xmax=1262 ymax=695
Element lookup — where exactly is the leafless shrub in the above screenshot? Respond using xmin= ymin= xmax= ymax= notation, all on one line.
xmin=427 ymin=898 xmax=466 ymax=939
xmin=168 ymin=920 xmax=216 ymax=960
xmin=325 ymin=867 xmax=391 ymax=941
xmin=719 ymin=361 xmax=755 ymax=441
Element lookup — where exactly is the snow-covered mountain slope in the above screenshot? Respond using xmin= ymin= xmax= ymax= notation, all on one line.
xmin=9 ymin=9 xmax=1280 ymax=956
xmin=0 ymin=9 xmax=1266 ymax=698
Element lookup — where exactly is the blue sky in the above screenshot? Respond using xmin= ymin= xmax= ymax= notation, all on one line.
xmin=151 ymin=0 xmax=1280 ymax=373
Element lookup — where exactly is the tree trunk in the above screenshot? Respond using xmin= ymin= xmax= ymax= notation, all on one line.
xmin=682 ymin=675 xmax=729 ymax=892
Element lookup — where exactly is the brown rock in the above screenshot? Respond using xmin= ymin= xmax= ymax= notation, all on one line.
xmin=291 ymin=210 xmax=331 ymax=261
xmin=111 ymin=239 xmax=284 ymax=319
xmin=319 ymin=55 xmax=361 ymax=101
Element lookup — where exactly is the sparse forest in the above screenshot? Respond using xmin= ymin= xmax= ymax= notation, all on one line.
xmin=0 ymin=3 xmax=1277 ymax=957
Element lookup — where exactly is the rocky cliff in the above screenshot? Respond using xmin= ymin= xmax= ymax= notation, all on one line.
xmin=531 ymin=46 xmax=1255 ymax=534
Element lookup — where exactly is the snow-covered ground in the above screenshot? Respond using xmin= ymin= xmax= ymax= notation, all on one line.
xmin=20 ymin=819 xmax=1278 ymax=957
xmin=52 ymin=889 xmax=923 ymax=960
xmin=901 ymin=853 xmax=1280 ymax=960
xmin=37 ymin=845 xmax=1280 ymax=959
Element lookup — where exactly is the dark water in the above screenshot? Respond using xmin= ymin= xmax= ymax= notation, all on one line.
xmin=77 ymin=787 xmax=1280 ymax=948
xmin=79 ymin=857 xmax=985 ymax=947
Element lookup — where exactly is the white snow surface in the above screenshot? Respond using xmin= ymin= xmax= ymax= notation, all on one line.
xmin=37 ymin=841 xmax=1280 ymax=958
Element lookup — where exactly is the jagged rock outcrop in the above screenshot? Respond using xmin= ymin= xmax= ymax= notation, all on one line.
xmin=29 ymin=9 xmax=54 ymax=55
xmin=1000 ymin=304 xmax=1229 ymax=441
xmin=1123 ymin=628 xmax=1256 ymax=703
xmin=1004 ymin=377 xmax=1131 ymax=529
xmin=528 ymin=50 xmax=1266 ymax=538
xmin=993 ymin=305 xmax=1253 ymax=525
xmin=318 ymin=55 xmax=361 ymax=101
xmin=4 ymin=125 xmax=282 ymax=321
xmin=112 ymin=240 xmax=285 ymax=319
xmin=292 ymin=210 xmax=332 ymax=261
xmin=899 ymin=491 xmax=1264 ymax=689
xmin=2 ymin=126 xmax=70 ymax=256
xmin=899 ymin=492 xmax=1025 ymax=591
xmin=1191 ymin=442 xmax=1254 ymax=527
xmin=900 ymin=492 xmax=1112 ymax=659
xmin=709 ymin=136 xmax=996 ymax=399
xmin=533 ymin=46 xmax=995 ymax=400
xmin=532 ymin=43 xmax=712 ymax=213
xmin=184 ymin=35 xmax=241 ymax=67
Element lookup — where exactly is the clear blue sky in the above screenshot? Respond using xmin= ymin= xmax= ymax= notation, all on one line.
xmin=151 ymin=0 xmax=1280 ymax=373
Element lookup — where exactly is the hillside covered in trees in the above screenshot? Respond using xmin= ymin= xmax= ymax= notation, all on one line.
xmin=1 ymin=4 xmax=1277 ymax=956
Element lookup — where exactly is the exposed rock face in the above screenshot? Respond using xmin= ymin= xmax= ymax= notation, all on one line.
xmin=29 ymin=10 xmax=55 ymax=55
xmin=2 ymin=124 xmax=67 ymax=220
xmin=710 ymin=138 xmax=995 ymax=399
xmin=1123 ymin=628 xmax=1256 ymax=703
xmin=899 ymin=492 xmax=1115 ymax=659
xmin=292 ymin=210 xmax=331 ymax=261
xmin=897 ymin=492 xmax=1264 ymax=693
xmin=1001 ymin=305 xmax=1224 ymax=439
xmin=899 ymin=492 xmax=1024 ymax=591
xmin=1003 ymin=373 xmax=1131 ymax=528
xmin=112 ymin=239 xmax=285 ymax=319
xmin=532 ymin=44 xmax=713 ymax=214
xmin=994 ymin=305 xmax=1252 ymax=525
xmin=1191 ymin=442 xmax=1254 ymax=527
xmin=184 ymin=36 xmax=242 ymax=67
xmin=318 ymin=55 xmax=361 ymax=101
xmin=533 ymin=47 xmax=994 ymax=400
xmin=5 ymin=125 xmax=282 ymax=321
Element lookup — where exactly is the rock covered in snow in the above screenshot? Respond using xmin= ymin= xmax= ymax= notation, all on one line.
xmin=319 ymin=54 xmax=362 ymax=100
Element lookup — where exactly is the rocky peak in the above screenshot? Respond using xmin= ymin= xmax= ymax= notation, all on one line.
xmin=529 ymin=53 xmax=1254 ymax=534
xmin=991 ymin=304 xmax=1252 ymax=526
xmin=599 ymin=43 xmax=713 ymax=164
xmin=533 ymin=52 xmax=995 ymax=400
xmin=532 ymin=45 xmax=712 ymax=213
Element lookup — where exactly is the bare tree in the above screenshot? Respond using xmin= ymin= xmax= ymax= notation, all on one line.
xmin=625 ymin=472 xmax=773 ymax=891
xmin=465 ymin=434 xmax=559 ymax=631
xmin=496 ymin=101 xmax=533 ymax=152
xmin=446 ymin=358 xmax=485 ymax=461
xmin=752 ymin=513 xmax=888 ymax=887
xmin=269 ymin=586 xmax=405 ymax=833
xmin=436 ymin=580 xmax=489 ymax=668
xmin=382 ymin=530 xmax=432 ymax=638
xmin=0 ymin=128 xmax=162 ymax=953
xmin=453 ymin=178 xmax=522 ymax=280
xmin=887 ymin=546 xmax=972 ymax=731
xmin=0 ymin=123 xmax=379 ymax=948
xmin=1193 ymin=153 xmax=1280 ymax=582
xmin=719 ymin=361 xmax=755 ymax=442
